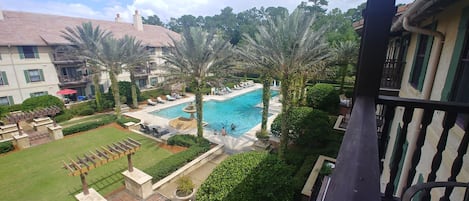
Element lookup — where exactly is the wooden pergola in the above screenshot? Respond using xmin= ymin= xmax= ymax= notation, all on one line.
xmin=63 ymin=138 xmax=141 ymax=195
xmin=3 ymin=106 xmax=61 ymax=134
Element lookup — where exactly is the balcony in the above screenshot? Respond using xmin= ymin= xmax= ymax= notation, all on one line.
xmin=58 ymin=75 xmax=89 ymax=87
xmin=321 ymin=1 xmax=469 ymax=201
xmin=133 ymin=68 xmax=149 ymax=78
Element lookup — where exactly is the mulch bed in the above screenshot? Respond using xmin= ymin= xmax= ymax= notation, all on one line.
xmin=158 ymin=144 xmax=187 ymax=153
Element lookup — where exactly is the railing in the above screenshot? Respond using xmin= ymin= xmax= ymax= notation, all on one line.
xmin=133 ymin=68 xmax=148 ymax=77
xmin=377 ymin=95 xmax=469 ymax=201
xmin=381 ymin=59 xmax=405 ymax=90
xmin=53 ymin=52 xmax=80 ymax=62
xmin=58 ymin=75 xmax=89 ymax=84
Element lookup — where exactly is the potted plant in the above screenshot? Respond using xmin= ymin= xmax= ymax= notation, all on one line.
xmin=174 ymin=176 xmax=195 ymax=201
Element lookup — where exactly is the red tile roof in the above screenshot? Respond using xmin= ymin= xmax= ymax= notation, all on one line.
xmin=0 ymin=10 xmax=180 ymax=47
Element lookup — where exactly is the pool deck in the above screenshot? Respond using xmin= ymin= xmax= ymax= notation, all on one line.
xmin=125 ymin=83 xmax=281 ymax=153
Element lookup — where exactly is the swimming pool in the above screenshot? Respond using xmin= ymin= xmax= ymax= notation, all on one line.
xmin=149 ymin=89 xmax=278 ymax=137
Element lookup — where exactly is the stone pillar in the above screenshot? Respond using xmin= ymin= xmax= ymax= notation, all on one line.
xmin=13 ymin=134 xmax=30 ymax=149
xmin=48 ymin=125 xmax=63 ymax=140
xmin=32 ymin=117 xmax=54 ymax=133
xmin=122 ymin=168 xmax=153 ymax=199
xmin=74 ymin=188 xmax=107 ymax=201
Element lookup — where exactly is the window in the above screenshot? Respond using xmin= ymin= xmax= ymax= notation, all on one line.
xmin=450 ymin=20 xmax=469 ymax=126
xmin=409 ymin=34 xmax=433 ymax=90
xmin=150 ymin=77 xmax=158 ymax=86
xmin=24 ymin=69 xmax=44 ymax=83
xmin=137 ymin=79 xmax=147 ymax=88
xmin=0 ymin=71 xmax=8 ymax=86
xmin=30 ymin=91 xmax=48 ymax=97
xmin=18 ymin=46 xmax=39 ymax=59
xmin=0 ymin=96 xmax=13 ymax=106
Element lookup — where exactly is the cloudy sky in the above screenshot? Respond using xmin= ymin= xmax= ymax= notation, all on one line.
xmin=0 ymin=0 xmax=413 ymax=23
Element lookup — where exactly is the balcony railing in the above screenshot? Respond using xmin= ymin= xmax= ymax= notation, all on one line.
xmin=58 ymin=75 xmax=89 ymax=85
xmin=323 ymin=95 xmax=469 ymax=201
xmin=53 ymin=52 xmax=81 ymax=64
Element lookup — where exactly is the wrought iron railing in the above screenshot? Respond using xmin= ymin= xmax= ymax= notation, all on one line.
xmin=381 ymin=59 xmax=405 ymax=90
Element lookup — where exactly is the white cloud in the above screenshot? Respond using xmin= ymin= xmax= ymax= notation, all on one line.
xmin=0 ymin=0 xmax=415 ymax=23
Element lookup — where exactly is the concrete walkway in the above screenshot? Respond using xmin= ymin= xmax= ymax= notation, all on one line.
xmin=155 ymin=153 xmax=229 ymax=199
xmin=125 ymin=83 xmax=281 ymax=153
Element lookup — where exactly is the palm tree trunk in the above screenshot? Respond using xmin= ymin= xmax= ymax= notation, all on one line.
xmin=93 ymin=73 xmax=103 ymax=111
xmin=261 ymin=77 xmax=271 ymax=135
xmin=279 ymin=76 xmax=291 ymax=159
xmin=130 ymin=73 xmax=138 ymax=108
xmin=339 ymin=64 xmax=347 ymax=94
xmin=109 ymin=71 xmax=121 ymax=119
xmin=195 ymin=86 xmax=204 ymax=137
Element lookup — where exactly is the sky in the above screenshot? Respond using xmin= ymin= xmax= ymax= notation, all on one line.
xmin=0 ymin=0 xmax=413 ymax=23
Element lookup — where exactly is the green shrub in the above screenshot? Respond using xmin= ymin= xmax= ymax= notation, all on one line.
xmin=306 ymin=83 xmax=339 ymax=114
xmin=167 ymin=135 xmax=206 ymax=147
xmin=0 ymin=141 xmax=14 ymax=154
xmin=271 ymin=108 xmax=332 ymax=147
xmin=141 ymin=88 xmax=165 ymax=100
xmin=145 ymin=145 xmax=210 ymax=182
xmin=115 ymin=116 xmax=140 ymax=128
xmin=62 ymin=115 xmax=116 ymax=135
xmin=54 ymin=110 xmax=74 ymax=123
xmin=344 ymin=88 xmax=354 ymax=98
xmin=69 ymin=101 xmax=96 ymax=116
xmin=176 ymin=176 xmax=195 ymax=196
xmin=22 ymin=95 xmax=65 ymax=111
xmin=197 ymin=152 xmax=294 ymax=201
xmin=0 ymin=104 xmax=24 ymax=117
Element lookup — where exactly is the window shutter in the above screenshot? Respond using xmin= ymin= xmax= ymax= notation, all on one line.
xmin=24 ymin=70 xmax=31 ymax=83
xmin=17 ymin=47 xmax=24 ymax=59
xmin=8 ymin=96 xmax=14 ymax=105
xmin=90 ymin=85 xmax=95 ymax=95
xmin=33 ymin=46 xmax=39 ymax=58
xmin=1 ymin=71 xmax=8 ymax=85
xmin=99 ymin=84 xmax=104 ymax=93
xmin=39 ymin=69 xmax=44 ymax=81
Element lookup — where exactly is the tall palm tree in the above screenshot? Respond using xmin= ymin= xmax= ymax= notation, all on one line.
xmin=162 ymin=26 xmax=233 ymax=137
xmin=332 ymin=40 xmax=358 ymax=93
xmin=61 ymin=22 xmax=112 ymax=111
xmin=121 ymin=35 xmax=152 ymax=108
xmin=239 ymin=9 xmax=330 ymax=159
xmin=236 ymin=47 xmax=276 ymax=137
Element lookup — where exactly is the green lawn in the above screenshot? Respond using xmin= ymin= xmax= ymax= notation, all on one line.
xmin=59 ymin=114 xmax=110 ymax=127
xmin=0 ymin=126 xmax=173 ymax=201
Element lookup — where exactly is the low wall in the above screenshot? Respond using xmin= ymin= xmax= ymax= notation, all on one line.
xmin=152 ymin=144 xmax=224 ymax=190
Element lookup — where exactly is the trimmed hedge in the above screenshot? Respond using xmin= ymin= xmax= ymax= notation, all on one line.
xmin=197 ymin=152 xmax=294 ymax=201
xmin=54 ymin=110 xmax=74 ymax=123
xmin=115 ymin=116 xmax=140 ymax=128
xmin=0 ymin=141 xmax=14 ymax=154
xmin=145 ymin=144 xmax=210 ymax=183
xmin=167 ymin=135 xmax=210 ymax=147
xmin=22 ymin=95 xmax=65 ymax=111
xmin=62 ymin=115 xmax=117 ymax=136
xmin=306 ymin=83 xmax=339 ymax=114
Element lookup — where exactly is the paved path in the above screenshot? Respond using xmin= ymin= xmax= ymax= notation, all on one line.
xmin=155 ymin=153 xmax=229 ymax=199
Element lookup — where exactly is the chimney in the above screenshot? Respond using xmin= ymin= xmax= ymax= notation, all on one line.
xmin=133 ymin=10 xmax=143 ymax=31
xmin=115 ymin=13 xmax=121 ymax=23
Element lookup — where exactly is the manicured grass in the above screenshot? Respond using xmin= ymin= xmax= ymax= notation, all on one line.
xmin=59 ymin=114 xmax=109 ymax=127
xmin=0 ymin=125 xmax=173 ymax=201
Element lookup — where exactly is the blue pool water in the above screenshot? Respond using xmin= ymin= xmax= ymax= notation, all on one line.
xmin=150 ymin=89 xmax=278 ymax=137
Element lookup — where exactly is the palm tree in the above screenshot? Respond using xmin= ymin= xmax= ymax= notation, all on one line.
xmin=162 ymin=26 xmax=233 ymax=137
xmin=121 ymin=35 xmax=152 ymax=108
xmin=332 ymin=40 xmax=358 ymax=93
xmin=61 ymin=22 xmax=112 ymax=111
xmin=239 ymin=9 xmax=330 ymax=159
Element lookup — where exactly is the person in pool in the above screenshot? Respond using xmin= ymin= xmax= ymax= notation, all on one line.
xmin=221 ymin=127 xmax=227 ymax=136
xmin=230 ymin=123 xmax=236 ymax=131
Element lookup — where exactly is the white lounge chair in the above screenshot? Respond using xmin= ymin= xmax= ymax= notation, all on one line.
xmin=166 ymin=95 xmax=176 ymax=101
xmin=157 ymin=97 xmax=166 ymax=103
xmin=226 ymin=87 xmax=232 ymax=93
xmin=147 ymin=99 xmax=157 ymax=106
